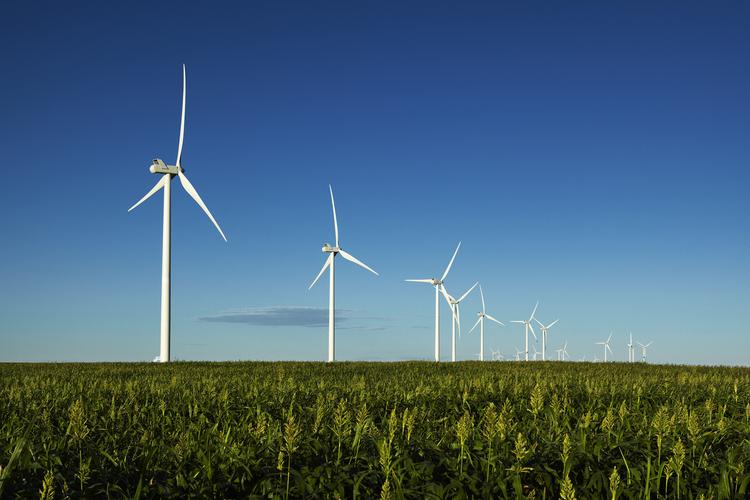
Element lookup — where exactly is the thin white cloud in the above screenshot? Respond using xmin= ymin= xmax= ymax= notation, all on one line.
xmin=199 ymin=306 xmax=342 ymax=327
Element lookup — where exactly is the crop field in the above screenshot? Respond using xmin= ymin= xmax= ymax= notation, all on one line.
xmin=1 ymin=362 xmax=749 ymax=498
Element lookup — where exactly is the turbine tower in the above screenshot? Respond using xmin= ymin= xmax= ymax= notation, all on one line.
xmin=467 ymin=285 xmax=504 ymax=361
xmin=405 ymin=242 xmax=461 ymax=362
xmin=627 ymin=332 xmax=635 ymax=363
xmin=596 ymin=333 xmax=613 ymax=362
xmin=441 ymin=282 xmax=478 ymax=362
xmin=128 ymin=64 xmax=227 ymax=363
xmin=533 ymin=318 xmax=559 ymax=361
xmin=511 ymin=302 xmax=538 ymax=361
xmin=637 ymin=341 xmax=653 ymax=362
xmin=309 ymin=185 xmax=378 ymax=362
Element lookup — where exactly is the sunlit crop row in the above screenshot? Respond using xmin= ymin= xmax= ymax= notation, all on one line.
xmin=1 ymin=362 xmax=748 ymax=498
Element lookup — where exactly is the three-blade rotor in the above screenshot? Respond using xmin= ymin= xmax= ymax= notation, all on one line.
xmin=308 ymin=185 xmax=378 ymax=289
xmin=128 ymin=64 xmax=227 ymax=242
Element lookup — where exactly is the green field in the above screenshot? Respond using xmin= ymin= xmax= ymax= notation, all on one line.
xmin=1 ymin=362 xmax=749 ymax=498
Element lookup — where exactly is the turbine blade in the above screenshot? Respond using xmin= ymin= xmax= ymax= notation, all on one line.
xmin=468 ymin=317 xmax=481 ymax=334
xmin=534 ymin=318 xmax=544 ymax=328
xmin=530 ymin=301 xmax=539 ymax=321
xmin=479 ymin=284 xmax=486 ymax=313
xmin=405 ymin=278 xmax=433 ymax=283
xmin=440 ymin=285 xmax=453 ymax=308
xmin=177 ymin=171 xmax=227 ymax=241
xmin=510 ymin=320 xmax=525 ymax=324
xmin=457 ymin=282 xmax=478 ymax=302
xmin=529 ymin=323 xmax=536 ymax=339
xmin=176 ymin=64 xmax=186 ymax=167
xmin=547 ymin=319 xmax=559 ymax=329
xmin=329 ymin=184 xmax=339 ymax=247
xmin=128 ymin=176 xmax=167 ymax=212
xmin=441 ymin=242 xmax=461 ymax=281
xmin=339 ymin=249 xmax=378 ymax=276
xmin=485 ymin=314 xmax=504 ymax=326
xmin=308 ymin=254 xmax=333 ymax=289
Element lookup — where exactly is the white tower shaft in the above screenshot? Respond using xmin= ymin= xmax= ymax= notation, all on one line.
xmin=434 ymin=285 xmax=440 ymax=362
xmin=451 ymin=305 xmax=457 ymax=362
xmin=525 ymin=324 xmax=529 ymax=361
xmin=479 ymin=317 xmax=484 ymax=361
xmin=159 ymin=175 xmax=172 ymax=363
xmin=328 ymin=256 xmax=335 ymax=362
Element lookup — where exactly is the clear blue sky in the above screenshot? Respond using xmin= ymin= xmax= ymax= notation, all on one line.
xmin=1 ymin=1 xmax=748 ymax=364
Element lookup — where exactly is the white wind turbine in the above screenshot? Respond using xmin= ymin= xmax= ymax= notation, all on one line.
xmin=514 ymin=347 xmax=523 ymax=361
xmin=511 ymin=302 xmax=538 ymax=361
xmin=637 ymin=341 xmax=653 ymax=362
xmin=467 ymin=285 xmax=504 ymax=361
xmin=442 ymin=282 xmax=479 ymax=362
xmin=627 ymin=332 xmax=635 ymax=363
xmin=559 ymin=341 xmax=569 ymax=360
xmin=596 ymin=333 xmax=613 ymax=362
xmin=406 ymin=242 xmax=461 ymax=362
xmin=491 ymin=349 xmax=504 ymax=361
xmin=128 ymin=64 xmax=227 ymax=363
xmin=531 ymin=344 xmax=540 ymax=361
xmin=533 ymin=318 xmax=559 ymax=361
xmin=309 ymin=185 xmax=378 ymax=362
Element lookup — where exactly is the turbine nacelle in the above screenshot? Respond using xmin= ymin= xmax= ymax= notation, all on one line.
xmin=322 ymin=243 xmax=340 ymax=254
xmin=149 ymin=158 xmax=180 ymax=175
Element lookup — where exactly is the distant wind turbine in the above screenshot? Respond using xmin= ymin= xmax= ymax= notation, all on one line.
xmin=637 ymin=341 xmax=653 ymax=362
xmin=491 ymin=349 xmax=504 ymax=361
xmin=627 ymin=332 xmax=635 ymax=363
xmin=511 ymin=302 xmax=538 ymax=361
xmin=555 ymin=340 xmax=569 ymax=361
xmin=531 ymin=344 xmax=540 ymax=361
xmin=467 ymin=285 xmax=504 ymax=361
xmin=596 ymin=333 xmax=613 ymax=362
xmin=308 ymin=185 xmax=378 ymax=362
xmin=128 ymin=64 xmax=227 ymax=363
xmin=406 ymin=242 xmax=461 ymax=362
xmin=534 ymin=318 xmax=559 ymax=361
xmin=442 ymin=282 xmax=478 ymax=362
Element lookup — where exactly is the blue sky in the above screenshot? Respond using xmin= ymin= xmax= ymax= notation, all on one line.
xmin=1 ymin=1 xmax=748 ymax=364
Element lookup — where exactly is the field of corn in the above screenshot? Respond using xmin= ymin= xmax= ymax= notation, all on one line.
xmin=1 ymin=362 xmax=749 ymax=499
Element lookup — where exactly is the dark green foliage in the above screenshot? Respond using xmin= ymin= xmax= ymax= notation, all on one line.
xmin=1 ymin=361 xmax=749 ymax=498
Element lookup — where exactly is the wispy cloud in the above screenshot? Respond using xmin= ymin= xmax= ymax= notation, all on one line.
xmin=199 ymin=306 xmax=343 ymax=327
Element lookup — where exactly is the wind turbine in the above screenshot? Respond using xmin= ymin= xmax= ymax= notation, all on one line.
xmin=309 ymin=185 xmax=378 ymax=362
xmin=514 ymin=347 xmax=523 ymax=361
xmin=406 ymin=242 xmax=461 ymax=362
xmin=128 ymin=64 xmax=227 ymax=363
xmin=637 ymin=341 xmax=653 ymax=362
xmin=511 ymin=302 xmax=538 ymax=361
xmin=467 ymin=285 xmax=504 ymax=361
xmin=533 ymin=318 xmax=559 ymax=361
xmin=531 ymin=344 xmax=540 ymax=361
xmin=491 ymin=349 xmax=504 ymax=361
xmin=560 ymin=341 xmax=569 ymax=360
xmin=442 ymin=282 xmax=478 ymax=362
xmin=596 ymin=333 xmax=613 ymax=362
xmin=627 ymin=332 xmax=635 ymax=363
